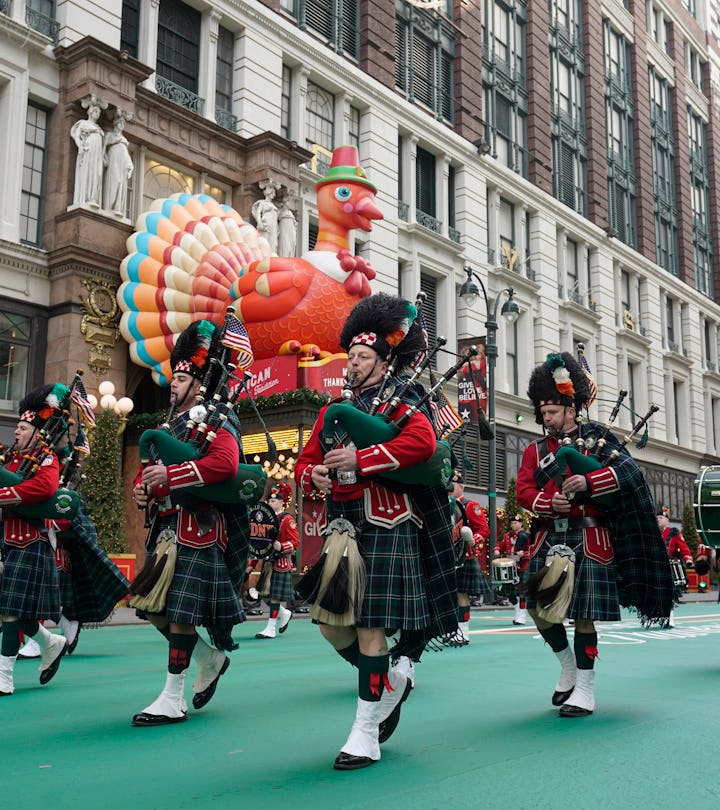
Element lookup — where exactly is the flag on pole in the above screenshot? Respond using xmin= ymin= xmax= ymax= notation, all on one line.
xmin=222 ymin=316 xmax=254 ymax=370
xmin=71 ymin=379 xmax=96 ymax=426
xmin=74 ymin=424 xmax=91 ymax=455
xmin=578 ymin=351 xmax=598 ymax=406
xmin=431 ymin=390 xmax=464 ymax=439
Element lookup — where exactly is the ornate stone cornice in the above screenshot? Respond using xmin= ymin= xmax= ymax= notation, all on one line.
xmin=0 ymin=240 xmax=50 ymax=280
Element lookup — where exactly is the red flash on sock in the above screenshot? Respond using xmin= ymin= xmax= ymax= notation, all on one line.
xmin=169 ymin=648 xmax=190 ymax=669
xmin=585 ymin=645 xmax=599 ymax=661
xmin=462 ymin=609 xmax=470 ymax=622
xmin=369 ymin=673 xmax=393 ymax=697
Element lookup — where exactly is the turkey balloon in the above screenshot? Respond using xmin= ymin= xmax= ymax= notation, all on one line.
xmin=117 ymin=146 xmax=382 ymax=385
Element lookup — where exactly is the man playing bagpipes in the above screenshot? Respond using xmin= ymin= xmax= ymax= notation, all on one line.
xmin=444 ymin=470 xmax=491 ymax=645
xmin=254 ymin=481 xmax=299 ymax=639
xmin=295 ymin=293 xmax=458 ymax=771
xmin=0 ymin=385 xmax=72 ymax=695
xmin=130 ymin=320 xmax=250 ymax=727
xmin=516 ymin=352 xmax=673 ymax=718
xmin=494 ymin=513 xmax=531 ymax=625
xmin=656 ymin=507 xmax=694 ymax=627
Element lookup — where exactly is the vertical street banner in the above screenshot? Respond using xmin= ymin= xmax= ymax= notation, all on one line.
xmin=456 ymin=336 xmax=488 ymax=422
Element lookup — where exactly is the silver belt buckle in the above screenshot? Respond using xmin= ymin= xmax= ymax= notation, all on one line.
xmin=554 ymin=518 xmax=569 ymax=533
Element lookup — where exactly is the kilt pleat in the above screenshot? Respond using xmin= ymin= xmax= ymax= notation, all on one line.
xmin=457 ymin=556 xmax=491 ymax=596
xmin=0 ymin=540 xmax=61 ymax=621
xmin=164 ymin=543 xmax=244 ymax=629
xmin=327 ymin=499 xmax=430 ymax=630
xmin=268 ymin=569 xmax=293 ymax=603
xmin=527 ymin=531 xmax=620 ymax=622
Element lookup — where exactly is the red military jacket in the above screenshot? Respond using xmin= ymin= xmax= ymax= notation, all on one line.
xmin=273 ymin=512 xmax=299 ymax=572
xmin=516 ymin=433 xmax=616 ymax=564
xmin=133 ymin=427 xmax=239 ymax=549
xmin=295 ymin=400 xmax=435 ymax=528
xmin=0 ymin=450 xmax=60 ymax=547
xmin=459 ymin=496 xmax=490 ymax=571
xmin=661 ymin=526 xmax=693 ymax=563
xmin=496 ymin=530 xmax=531 ymax=572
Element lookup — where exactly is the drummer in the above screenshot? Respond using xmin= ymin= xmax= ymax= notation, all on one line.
xmin=494 ymin=513 xmax=530 ymax=624
xmin=516 ymin=352 xmax=673 ymax=718
xmin=657 ymin=507 xmax=693 ymax=627
xmin=445 ymin=470 xmax=491 ymax=645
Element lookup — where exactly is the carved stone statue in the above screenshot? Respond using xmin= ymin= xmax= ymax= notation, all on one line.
xmin=70 ymin=95 xmax=107 ymax=209
xmin=277 ymin=199 xmax=297 ymax=258
xmin=251 ymin=179 xmax=280 ymax=253
xmin=103 ymin=112 xmax=134 ymax=217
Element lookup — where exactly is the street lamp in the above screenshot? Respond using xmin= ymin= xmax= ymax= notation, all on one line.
xmin=458 ymin=265 xmax=520 ymax=554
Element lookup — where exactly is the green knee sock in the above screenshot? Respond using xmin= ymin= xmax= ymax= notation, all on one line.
xmin=1 ymin=621 xmax=21 ymax=657
xmin=538 ymin=623 xmax=569 ymax=653
xmin=357 ymin=652 xmax=389 ymax=701
xmin=167 ymin=633 xmax=198 ymax=674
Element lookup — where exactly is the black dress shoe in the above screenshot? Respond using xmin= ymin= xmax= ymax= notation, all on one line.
xmin=255 ymin=632 xmax=274 ymax=639
xmin=559 ymin=703 xmax=593 ymax=718
xmin=333 ymin=752 xmax=376 ymax=770
xmin=131 ymin=711 xmax=188 ymax=727
xmin=278 ymin=614 xmax=292 ymax=634
xmin=192 ymin=656 xmax=230 ymax=710
xmin=552 ymin=687 xmax=574 ymax=706
xmin=378 ymin=679 xmax=413 ymax=744
xmin=39 ymin=642 xmax=68 ymax=685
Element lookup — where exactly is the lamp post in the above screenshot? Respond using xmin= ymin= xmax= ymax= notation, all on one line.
xmin=458 ymin=265 xmax=520 ymax=554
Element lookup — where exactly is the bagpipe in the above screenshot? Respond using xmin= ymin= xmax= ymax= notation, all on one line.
xmin=537 ymin=387 xmax=660 ymax=507
xmin=320 ymin=342 xmax=478 ymax=489
xmin=0 ymin=371 xmax=86 ymax=521
xmin=137 ymin=307 xmax=268 ymax=510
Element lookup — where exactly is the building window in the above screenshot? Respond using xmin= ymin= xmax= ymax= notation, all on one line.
xmin=120 ymin=0 xmax=140 ymax=58
xmin=306 ymin=81 xmax=335 ymax=175
xmin=283 ymin=0 xmax=359 ymax=60
xmin=0 ymin=311 xmax=32 ymax=415
xmin=349 ymin=105 xmax=360 ymax=149
xmin=689 ymin=109 xmax=713 ymax=297
xmin=646 ymin=2 xmax=669 ymax=54
xmin=281 ymin=65 xmax=292 ymax=140
xmin=395 ymin=2 xmax=456 ymax=124
xmin=605 ymin=24 xmax=636 ymax=247
xmin=416 ymin=146 xmax=439 ymax=232
xmin=156 ymin=0 xmax=203 ymax=113
xmin=420 ymin=273 xmax=438 ymax=368
xmin=483 ymin=1 xmax=528 ymax=176
xmin=215 ymin=26 xmax=234 ymax=116
xmin=650 ymin=69 xmax=677 ymax=275
xmin=20 ymin=104 xmax=49 ymax=247
xmin=550 ymin=2 xmax=586 ymax=214
xmin=26 ymin=0 xmax=59 ymax=42
xmin=687 ymin=45 xmax=704 ymax=91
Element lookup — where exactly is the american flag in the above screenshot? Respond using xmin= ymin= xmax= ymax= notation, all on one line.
xmin=222 ymin=316 xmax=254 ymax=370
xmin=579 ymin=351 xmax=598 ymax=406
xmin=71 ymin=379 xmax=96 ymax=426
xmin=431 ymin=390 xmax=464 ymax=439
xmin=74 ymin=424 xmax=91 ymax=455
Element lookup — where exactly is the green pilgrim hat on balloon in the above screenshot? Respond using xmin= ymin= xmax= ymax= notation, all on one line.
xmin=315 ymin=145 xmax=377 ymax=192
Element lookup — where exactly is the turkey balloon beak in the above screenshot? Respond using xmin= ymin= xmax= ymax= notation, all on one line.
xmin=353 ymin=196 xmax=384 ymax=230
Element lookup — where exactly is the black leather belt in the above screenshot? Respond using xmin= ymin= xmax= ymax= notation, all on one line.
xmin=533 ymin=516 xmax=605 ymax=532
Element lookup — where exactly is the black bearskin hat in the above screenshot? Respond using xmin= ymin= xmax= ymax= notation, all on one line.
xmin=340 ymin=292 xmax=426 ymax=371
xmin=18 ymin=383 xmax=68 ymax=429
xmin=527 ymin=352 xmax=591 ymax=424
xmin=170 ymin=320 xmax=217 ymax=380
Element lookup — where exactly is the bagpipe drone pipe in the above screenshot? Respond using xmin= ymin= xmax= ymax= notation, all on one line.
xmin=0 ymin=371 xmax=86 ymax=521
xmin=320 ymin=343 xmax=478 ymax=489
xmin=536 ymin=391 xmax=660 ymax=507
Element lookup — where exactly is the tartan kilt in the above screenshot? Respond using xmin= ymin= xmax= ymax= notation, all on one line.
xmin=143 ymin=540 xmax=243 ymax=630
xmin=268 ymin=569 xmax=293 ymax=603
xmin=457 ymin=556 xmax=491 ymax=596
xmin=327 ymin=498 xmax=430 ymax=630
xmin=527 ymin=530 xmax=621 ymax=622
xmin=0 ymin=539 xmax=61 ymax=621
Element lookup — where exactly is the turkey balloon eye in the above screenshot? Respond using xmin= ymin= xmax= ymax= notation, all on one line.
xmin=334 ymin=186 xmax=352 ymax=201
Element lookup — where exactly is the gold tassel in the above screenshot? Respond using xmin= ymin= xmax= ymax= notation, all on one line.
xmin=128 ymin=531 xmax=178 ymax=612
xmin=535 ymin=544 xmax=575 ymax=624
xmin=310 ymin=518 xmax=366 ymax=626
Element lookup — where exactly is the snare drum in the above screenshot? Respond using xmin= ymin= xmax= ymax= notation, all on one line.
xmin=491 ymin=557 xmax=518 ymax=587
xmin=694 ymin=466 xmax=720 ymax=548
xmin=669 ymin=558 xmax=687 ymax=588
